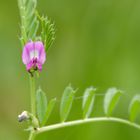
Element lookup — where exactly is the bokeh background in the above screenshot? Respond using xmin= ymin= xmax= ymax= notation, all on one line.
xmin=0 ymin=0 xmax=140 ymax=139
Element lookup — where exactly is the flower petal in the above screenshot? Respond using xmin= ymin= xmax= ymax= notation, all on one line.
xmin=26 ymin=61 xmax=34 ymax=71
xmin=22 ymin=41 xmax=34 ymax=64
xmin=34 ymin=41 xmax=46 ymax=64
xmin=37 ymin=62 xmax=42 ymax=71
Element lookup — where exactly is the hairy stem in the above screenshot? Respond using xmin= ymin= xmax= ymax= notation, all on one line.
xmin=29 ymin=75 xmax=36 ymax=116
xmin=36 ymin=117 xmax=140 ymax=134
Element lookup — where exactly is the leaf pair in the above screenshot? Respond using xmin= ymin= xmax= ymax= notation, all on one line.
xmin=60 ymin=86 xmax=97 ymax=121
xmin=82 ymin=87 xmax=122 ymax=118
xmin=104 ymin=88 xmax=122 ymax=116
xmin=104 ymin=89 xmax=140 ymax=121
xmin=129 ymin=95 xmax=140 ymax=122
xmin=36 ymin=88 xmax=56 ymax=126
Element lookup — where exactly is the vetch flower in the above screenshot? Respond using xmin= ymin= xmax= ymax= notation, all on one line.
xmin=22 ymin=41 xmax=46 ymax=72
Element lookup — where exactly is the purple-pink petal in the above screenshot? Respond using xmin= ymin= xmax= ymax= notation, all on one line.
xmin=26 ymin=61 xmax=34 ymax=71
xmin=35 ymin=41 xmax=46 ymax=64
xmin=22 ymin=41 xmax=34 ymax=64
xmin=37 ymin=62 xmax=42 ymax=71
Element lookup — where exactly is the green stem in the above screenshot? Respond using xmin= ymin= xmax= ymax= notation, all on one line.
xmin=29 ymin=75 xmax=36 ymax=116
xmin=29 ymin=132 xmax=36 ymax=140
xmin=29 ymin=75 xmax=36 ymax=140
xmin=36 ymin=117 xmax=140 ymax=134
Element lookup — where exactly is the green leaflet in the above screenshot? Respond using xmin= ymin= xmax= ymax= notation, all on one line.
xmin=82 ymin=87 xmax=96 ymax=119
xmin=41 ymin=98 xmax=56 ymax=126
xmin=60 ymin=85 xmax=76 ymax=122
xmin=28 ymin=19 xmax=39 ymax=40
xmin=38 ymin=15 xmax=55 ymax=52
xmin=26 ymin=16 xmax=37 ymax=33
xmin=18 ymin=0 xmax=39 ymax=43
xmin=36 ymin=88 xmax=47 ymax=125
xmin=104 ymin=88 xmax=122 ymax=116
xmin=25 ymin=0 xmax=36 ymax=19
xmin=129 ymin=95 xmax=140 ymax=122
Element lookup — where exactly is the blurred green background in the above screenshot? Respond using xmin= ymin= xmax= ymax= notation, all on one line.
xmin=0 ymin=0 xmax=140 ymax=139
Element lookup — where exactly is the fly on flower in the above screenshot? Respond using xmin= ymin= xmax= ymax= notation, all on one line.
xmin=22 ymin=41 xmax=46 ymax=74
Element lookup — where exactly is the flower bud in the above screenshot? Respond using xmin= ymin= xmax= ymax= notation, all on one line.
xmin=18 ymin=111 xmax=30 ymax=122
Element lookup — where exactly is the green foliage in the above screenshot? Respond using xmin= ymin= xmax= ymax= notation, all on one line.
xmin=36 ymin=87 xmax=56 ymax=126
xmin=36 ymin=12 xmax=56 ymax=52
xmin=129 ymin=95 xmax=140 ymax=122
xmin=18 ymin=0 xmax=39 ymax=44
xmin=18 ymin=0 xmax=55 ymax=51
xmin=36 ymin=87 xmax=47 ymax=125
xmin=82 ymin=87 xmax=96 ymax=119
xmin=104 ymin=88 xmax=122 ymax=116
xmin=60 ymin=85 xmax=76 ymax=122
xmin=42 ymin=98 xmax=56 ymax=126
xmin=21 ymin=82 xmax=140 ymax=136
xmin=35 ymin=85 xmax=140 ymax=128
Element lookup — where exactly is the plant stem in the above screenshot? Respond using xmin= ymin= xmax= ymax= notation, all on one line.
xmin=29 ymin=75 xmax=36 ymax=140
xmin=36 ymin=117 xmax=140 ymax=134
xmin=29 ymin=75 xmax=36 ymax=116
xmin=29 ymin=132 xmax=35 ymax=140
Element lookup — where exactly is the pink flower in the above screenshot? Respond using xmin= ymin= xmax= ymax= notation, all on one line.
xmin=22 ymin=41 xmax=46 ymax=72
